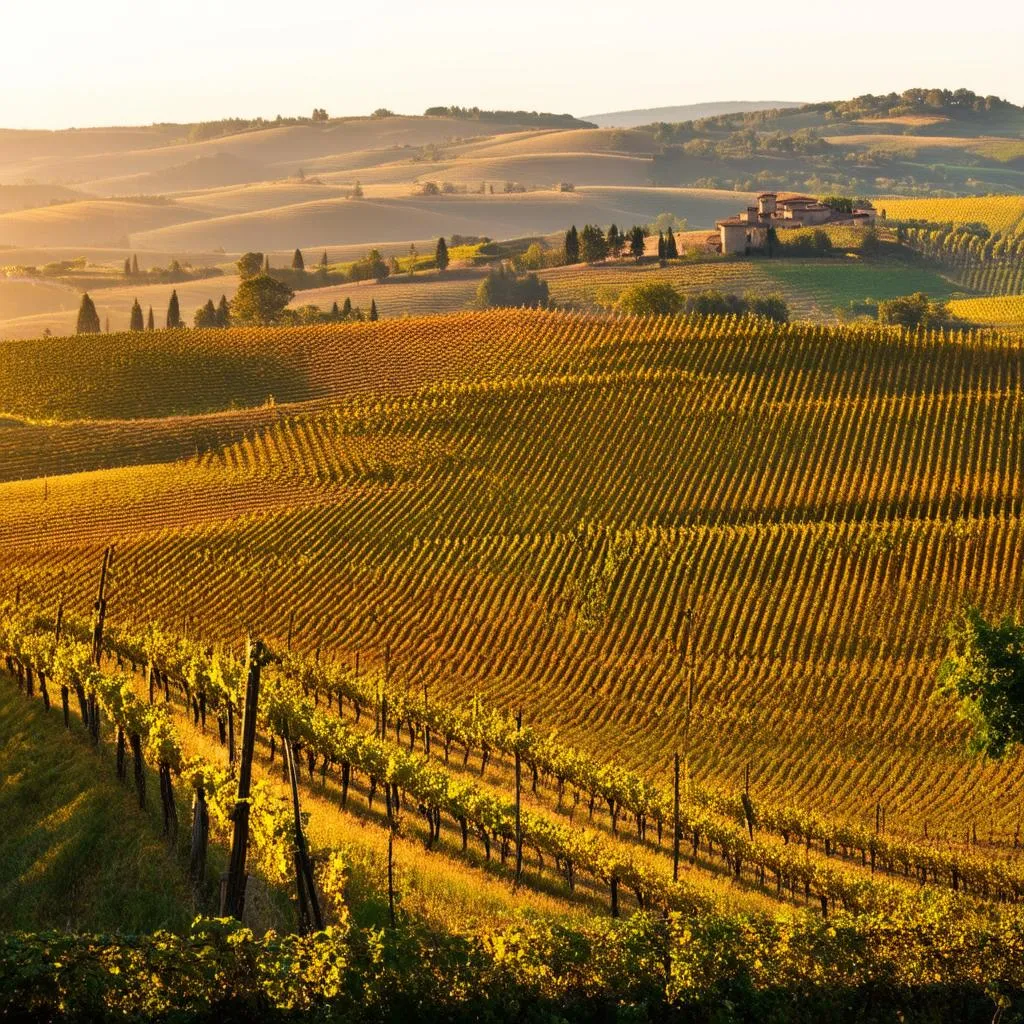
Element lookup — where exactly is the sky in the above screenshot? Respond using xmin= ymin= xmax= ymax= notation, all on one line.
xmin=1 ymin=0 xmax=1022 ymax=130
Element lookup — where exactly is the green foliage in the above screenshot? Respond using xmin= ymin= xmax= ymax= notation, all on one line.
xmin=649 ymin=212 xmax=688 ymax=236
xmin=563 ymin=225 xmax=579 ymax=265
xmin=230 ymin=275 xmax=295 ymax=326
xmin=166 ymin=290 xmax=182 ymax=329
xmin=476 ymin=266 xmax=549 ymax=309
xmin=607 ymin=224 xmax=621 ymax=257
xmin=614 ymin=288 xmax=789 ymax=321
xmin=515 ymin=242 xmax=546 ymax=271
xmin=776 ymin=228 xmax=833 ymax=257
xmin=423 ymin=105 xmax=597 ymax=128
xmin=579 ymin=224 xmax=607 ymax=263
xmin=76 ymin=293 xmax=100 ymax=335
xmin=744 ymin=292 xmax=789 ymax=322
xmin=193 ymin=299 xmax=218 ymax=328
xmin=348 ymin=249 xmax=390 ymax=284
xmin=878 ymin=292 xmax=957 ymax=330
xmin=236 ymin=252 xmax=265 ymax=281
xmin=435 ymin=237 xmax=449 ymax=272
xmin=938 ymin=606 xmax=1024 ymax=758
xmin=628 ymin=225 xmax=647 ymax=261
xmin=617 ymin=281 xmax=682 ymax=315
xmin=820 ymin=195 xmax=854 ymax=215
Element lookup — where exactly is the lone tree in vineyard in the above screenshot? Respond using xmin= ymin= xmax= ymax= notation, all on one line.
xmin=938 ymin=605 xmax=1024 ymax=758
xmin=435 ymin=237 xmax=449 ymax=272
xmin=76 ymin=293 xmax=101 ymax=334
xmin=166 ymin=290 xmax=182 ymax=329
xmin=129 ymin=298 xmax=144 ymax=332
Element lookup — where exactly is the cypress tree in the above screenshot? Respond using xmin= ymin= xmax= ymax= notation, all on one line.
xmin=564 ymin=225 xmax=579 ymax=265
xmin=216 ymin=295 xmax=230 ymax=327
xmin=657 ymin=231 xmax=666 ymax=261
xmin=147 ymin=306 xmax=155 ymax=330
xmin=320 ymin=250 xmax=329 ymax=269
xmin=330 ymin=301 xmax=340 ymax=319
xmin=76 ymin=293 xmax=101 ymax=334
xmin=369 ymin=299 xmax=378 ymax=321
xmin=607 ymin=224 xmax=620 ymax=257
xmin=132 ymin=254 xmax=139 ymax=275
xmin=665 ymin=228 xmax=678 ymax=259
xmin=194 ymin=299 xmax=217 ymax=328
xmin=292 ymin=248 xmax=305 ymax=271
xmin=129 ymin=298 xmax=144 ymax=331
xmin=264 ymin=255 xmax=271 ymax=274
xmin=435 ymin=236 xmax=449 ymax=272
xmin=342 ymin=297 xmax=352 ymax=318
xmin=123 ymin=258 xmax=131 ymax=277
xmin=629 ymin=226 xmax=646 ymax=262
xmin=166 ymin=290 xmax=182 ymax=329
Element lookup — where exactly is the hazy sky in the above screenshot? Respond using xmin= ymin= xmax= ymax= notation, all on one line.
xmin=2 ymin=0 xmax=1021 ymax=129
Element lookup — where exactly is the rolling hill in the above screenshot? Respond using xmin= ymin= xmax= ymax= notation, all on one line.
xmin=585 ymin=100 xmax=804 ymax=128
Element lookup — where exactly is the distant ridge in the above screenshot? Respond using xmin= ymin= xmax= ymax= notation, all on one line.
xmin=585 ymin=100 xmax=805 ymax=128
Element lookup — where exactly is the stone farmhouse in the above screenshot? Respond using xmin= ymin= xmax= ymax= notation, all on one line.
xmin=715 ymin=193 xmax=877 ymax=255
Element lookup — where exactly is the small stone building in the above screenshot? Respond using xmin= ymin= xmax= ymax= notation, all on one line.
xmin=715 ymin=193 xmax=876 ymax=255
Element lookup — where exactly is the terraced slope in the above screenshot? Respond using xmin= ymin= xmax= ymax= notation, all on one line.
xmin=3 ymin=311 xmax=1024 ymax=848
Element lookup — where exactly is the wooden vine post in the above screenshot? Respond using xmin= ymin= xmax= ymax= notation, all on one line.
xmin=55 ymin=598 xmax=69 ymax=728
xmin=741 ymin=763 xmax=755 ymax=840
xmin=222 ymin=638 xmax=263 ymax=920
xmin=189 ymin=783 xmax=209 ymax=890
xmin=673 ymin=752 xmax=681 ymax=882
xmin=514 ymin=709 xmax=523 ymax=884
xmin=284 ymin=724 xmax=323 ymax=935
xmin=678 ymin=606 xmax=695 ymax=804
xmin=423 ymin=682 xmax=430 ymax=758
xmin=387 ymin=827 xmax=397 ymax=928
xmin=89 ymin=546 xmax=114 ymax=744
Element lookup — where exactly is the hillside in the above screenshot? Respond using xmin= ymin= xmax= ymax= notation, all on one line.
xmin=586 ymin=100 xmax=804 ymax=128
xmin=2 ymin=90 xmax=1022 ymax=278
xmin=6 ymin=306 xmax=1024 ymax=1017
xmin=2 ymin=309 xmax=1024 ymax=839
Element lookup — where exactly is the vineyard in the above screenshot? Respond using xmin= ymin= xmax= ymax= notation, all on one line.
xmin=5 ymin=308 xmax=1024 ymax=1018
xmin=878 ymin=196 xmax=1024 ymax=236
xmin=540 ymin=256 xmax=959 ymax=320
xmin=950 ymin=294 xmax=1024 ymax=325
